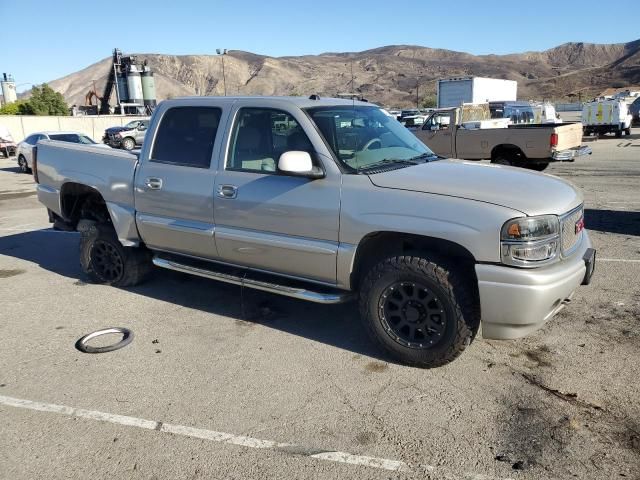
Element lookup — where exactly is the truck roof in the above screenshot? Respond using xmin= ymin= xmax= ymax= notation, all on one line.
xmin=165 ymin=95 xmax=374 ymax=109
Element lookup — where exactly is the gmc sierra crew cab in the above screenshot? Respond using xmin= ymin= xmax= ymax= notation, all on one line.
xmin=33 ymin=96 xmax=596 ymax=368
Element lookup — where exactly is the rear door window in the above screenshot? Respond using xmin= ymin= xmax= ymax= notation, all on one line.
xmin=151 ymin=107 xmax=222 ymax=168
xmin=50 ymin=134 xmax=80 ymax=143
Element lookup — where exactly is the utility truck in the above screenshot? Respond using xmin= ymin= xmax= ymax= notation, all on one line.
xmin=581 ymin=99 xmax=633 ymax=137
xmin=437 ymin=77 xmax=517 ymax=109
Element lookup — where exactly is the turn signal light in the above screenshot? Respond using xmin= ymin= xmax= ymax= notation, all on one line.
xmin=507 ymin=223 xmax=520 ymax=237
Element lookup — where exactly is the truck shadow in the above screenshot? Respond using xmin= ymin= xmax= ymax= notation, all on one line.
xmin=0 ymin=229 xmax=384 ymax=362
xmin=0 ymin=166 xmax=21 ymax=173
xmin=585 ymin=209 xmax=640 ymax=236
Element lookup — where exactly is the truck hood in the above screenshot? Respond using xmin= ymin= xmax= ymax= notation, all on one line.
xmin=368 ymin=159 xmax=582 ymax=216
xmin=105 ymin=126 xmax=129 ymax=134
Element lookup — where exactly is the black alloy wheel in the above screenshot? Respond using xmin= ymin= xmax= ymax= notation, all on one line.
xmin=379 ymin=281 xmax=447 ymax=349
xmin=90 ymin=239 xmax=125 ymax=283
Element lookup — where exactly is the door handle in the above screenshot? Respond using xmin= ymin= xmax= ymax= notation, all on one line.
xmin=217 ymin=184 xmax=238 ymax=199
xmin=145 ymin=177 xmax=163 ymax=190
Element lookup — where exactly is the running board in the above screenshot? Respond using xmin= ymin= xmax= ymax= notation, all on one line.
xmin=152 ymin=256 xmax=353 ymax=304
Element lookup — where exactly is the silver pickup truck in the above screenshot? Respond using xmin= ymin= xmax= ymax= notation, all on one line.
xmin=33 ymin=96 xmax=596 ymax=368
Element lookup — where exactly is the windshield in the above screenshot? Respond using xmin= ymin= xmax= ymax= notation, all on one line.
xmin=78 ymin=135 xmax=96 ymax=144
xmin=125 ymin=121 xmax=141 ymax=129
xmin=306 ymin=106 xmax=434 ymax=172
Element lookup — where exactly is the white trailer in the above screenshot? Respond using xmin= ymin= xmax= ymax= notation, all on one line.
xmin=581 ymin=99 xmax=632 ymax=137
xmin=436 ymin=77 xmax=517 ymax=109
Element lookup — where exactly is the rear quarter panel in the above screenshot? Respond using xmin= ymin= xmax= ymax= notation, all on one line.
xmin=36 ymin=140 xmax=139 ymax=242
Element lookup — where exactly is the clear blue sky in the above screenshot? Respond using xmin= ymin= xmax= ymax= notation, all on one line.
xmin=3 ymin=0 xmax=638 ymax=92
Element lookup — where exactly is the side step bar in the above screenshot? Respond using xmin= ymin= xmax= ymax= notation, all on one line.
xmin=152 ymin=257 xmax=354 ymax=305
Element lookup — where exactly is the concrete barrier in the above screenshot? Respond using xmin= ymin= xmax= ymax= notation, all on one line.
xmin=0 ymin=115 xmax=148 ymax=143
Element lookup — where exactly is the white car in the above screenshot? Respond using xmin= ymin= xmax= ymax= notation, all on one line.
xmin=16 ymin=131 xmax=110 ymax=173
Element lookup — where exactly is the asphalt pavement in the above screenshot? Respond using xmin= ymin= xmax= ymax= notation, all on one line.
xmin=1 ymin=131 xmax=639 ymax=479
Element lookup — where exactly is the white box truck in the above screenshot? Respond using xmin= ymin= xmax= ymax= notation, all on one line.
xmin=581 ymin=99 xmax=632 ymax=137
xmin=437 ymin=77 xmax=517 ymax=109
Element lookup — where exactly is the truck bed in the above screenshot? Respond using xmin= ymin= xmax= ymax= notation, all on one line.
xmin=35 ymin=140 xmax=139 ymax=232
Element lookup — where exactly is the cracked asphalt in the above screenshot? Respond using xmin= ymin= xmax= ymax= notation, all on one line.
xmin=0 ymin=130 xmax=639 ymax=479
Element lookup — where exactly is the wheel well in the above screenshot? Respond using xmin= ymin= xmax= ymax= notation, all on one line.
xmin=60 ymin=183 xmax=111 ymax=227
xmin=491 ymin=144 xmax=526 ymax=161
xmin=350 ymin=232 xmax=477 ymax=290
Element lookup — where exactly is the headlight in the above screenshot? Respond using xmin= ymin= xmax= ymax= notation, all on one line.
xmin=501 ymin=215 xmax=560 ymax=267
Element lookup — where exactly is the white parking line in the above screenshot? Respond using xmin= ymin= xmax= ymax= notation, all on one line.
xmin=598 ymin=258 xmax=640 ymax=263
xmin=0 ymin=394 xmax=409 ymax=473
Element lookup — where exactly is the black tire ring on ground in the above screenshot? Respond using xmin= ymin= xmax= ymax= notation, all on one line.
xmin=75 ymin=327 xmax=134 ymax=354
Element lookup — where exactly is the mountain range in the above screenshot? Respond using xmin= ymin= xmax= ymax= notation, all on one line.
xmin=46 ymin=39 xmax=640 ymax=108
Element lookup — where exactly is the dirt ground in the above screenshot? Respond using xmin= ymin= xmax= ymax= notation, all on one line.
xmin=0 ymin=131 xmax=639 ymax=479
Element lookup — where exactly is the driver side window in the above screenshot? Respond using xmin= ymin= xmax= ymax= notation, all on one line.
xmin=423 ymin=113 xmax=451 ymax=131
xmin=227 ymin=108 xmax=313 ymax=173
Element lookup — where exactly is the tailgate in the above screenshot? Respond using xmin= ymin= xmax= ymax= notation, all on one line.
xmin=554 ymin=123 xmax=583 ymax=151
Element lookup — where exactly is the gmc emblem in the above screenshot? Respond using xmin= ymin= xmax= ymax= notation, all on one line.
xmin=575 ymin=217 xmax=585 ymax=234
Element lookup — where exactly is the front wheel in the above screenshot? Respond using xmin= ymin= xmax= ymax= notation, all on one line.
xmin=80 ymin=222 xmax=152 ymax=287
xmin=615 ymin=129 xmax=623 ymax=138
xmin=359 ymin=255 xmax=479 ymax=368
xmin=121 ymin=137 xmax=136 ymax=151
xmin=625 ymin=127 xmax=632 ymax=136
xmin=18 ymin=155 xmax=31 ymax=174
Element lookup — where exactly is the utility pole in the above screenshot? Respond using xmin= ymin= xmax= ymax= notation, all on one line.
xmin=216 ymin=49 xmax=227 ymax=96
xmin=416 ymin=78 xmax=420 ymax=108
xmin=351 ymin=60 xmax=354 ymax=93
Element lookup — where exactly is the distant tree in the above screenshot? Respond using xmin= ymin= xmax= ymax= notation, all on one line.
xmin=421 ymin=96 xmax=437 ymax=108
xmin=0 ymin=101 xmax=24 ymax=115
xmin=20 ymin=84 xmax=69 ymax=116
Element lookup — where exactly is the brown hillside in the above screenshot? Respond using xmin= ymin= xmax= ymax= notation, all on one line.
xmin=46 ymin=39 xmax=640 ymax=108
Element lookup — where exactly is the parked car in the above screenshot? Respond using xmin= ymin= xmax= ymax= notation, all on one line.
xmin=103 ymin=119 xmax=149 ymax=150
xmin=34 ymin=96 xmax=595 ymax=368
xmin=16 ymin=131 xmax=108 ymax=173
xmin=415 ymin=106 xmax=591 ymax=171
xmin=0 ymin=124 xmax=17 ymax=158
xmin=387 ymin=109 xmax=402 ymax=121
xmin=581 ymin=99 xmax=632 ymax=137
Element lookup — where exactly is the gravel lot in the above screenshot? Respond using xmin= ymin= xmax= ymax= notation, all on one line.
xmin=1 ymin=131 xmax=639 ymax=480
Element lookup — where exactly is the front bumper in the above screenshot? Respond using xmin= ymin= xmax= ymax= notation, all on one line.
xmin=551 ymin=145 xmax=592 ymax=162
xmin=1 ymin=144 xmax=16 ymax=156
xmin=103 ymin=134 xmax=122 ymax=147
xmin=477 ymin=231 xmax=593 ymax=340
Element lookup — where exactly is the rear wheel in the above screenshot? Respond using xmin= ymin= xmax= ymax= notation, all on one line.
xmin=525 ymin=162 xmax=549 ymax=172
xmin=615 ymin=128 xmax=623 ymax=138
xmin=491 ymin=156 xmax=514 ymax=167
xmin=625 ymin=127 xmax=631 ymax=136
xmin=121 ymin=137 xmax=136 ymax=151
xmin=80 ymin=222 xmax=152 ymax=287
xmin=359 ymin=255 xmax=479 ymax=368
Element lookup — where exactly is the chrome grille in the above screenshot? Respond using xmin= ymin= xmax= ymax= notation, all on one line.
xmin=560 ymin=206 xmax=583 ymax=255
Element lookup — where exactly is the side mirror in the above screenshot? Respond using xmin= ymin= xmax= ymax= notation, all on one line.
xmin=430 ymin=126 xmax=439 ymax=131
xmin=138 ymin=125 xmax=147 ymax=131
xmin=278 ymin=151 xmax=324 ymax=179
